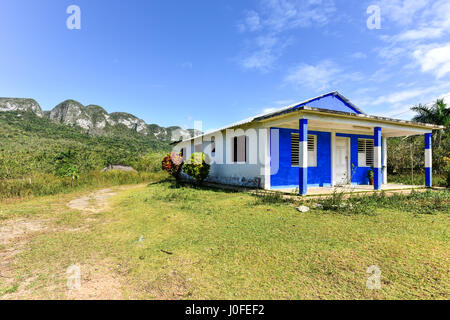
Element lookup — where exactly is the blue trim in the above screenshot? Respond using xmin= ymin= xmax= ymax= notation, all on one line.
xmin=270 ymin=183 xmax=332 ymax=190
xmin=374 ymin=168 xmax=382 ymax=190
xmin=335 ymin=133 xmax=375 ymax=185
xmin=374 ymin=127 xmax=382 ymax=147
xmin=299 ymin=119 xmax=308 ymax=195
xmin=270 ymin=129 xmax=379 ymax=188
xmin=425 ymin=167 xmax=432 ymax=187
xmin=271 ymin=128 xmax=332 ymax=187
xmin=425 ymin=133 xmax=432 ymax=149
xmin=299 ymin=167 xmax=307 ymax=195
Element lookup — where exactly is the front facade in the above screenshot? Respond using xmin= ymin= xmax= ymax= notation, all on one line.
xmin=175 ymin=92 xmax=441 ymax=195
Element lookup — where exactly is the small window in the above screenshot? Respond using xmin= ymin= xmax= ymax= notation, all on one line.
xmin=291 ymin=134 xmax=317 ymax=167
xmin=358 ymin=139 xmax=374 ymax=167
xmin=211 ymin=137 xmax=216 ymax=155
xmin=180 ymin=148 xmax=186 ymax=161
xmin=233 ymin=136 xmax=246 ymax=163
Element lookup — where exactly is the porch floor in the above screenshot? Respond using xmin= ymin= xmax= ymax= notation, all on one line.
xmin=272 ymin=184 xmax=426 ymax=196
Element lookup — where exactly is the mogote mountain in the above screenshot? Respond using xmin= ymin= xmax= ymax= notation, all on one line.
xmin=0 ymin=97 xmax=198 ymax=142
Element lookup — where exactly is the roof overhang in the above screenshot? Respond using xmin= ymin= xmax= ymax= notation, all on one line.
xmin=258 ymin=107 xmax=443 ymax=137
xmin=175 ymin=104 xmax=444 ymax=144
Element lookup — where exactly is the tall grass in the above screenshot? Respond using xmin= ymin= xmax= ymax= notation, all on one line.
xmin=388 ymin=172 xmax=447 ymax=187
xmin=0 ymin=170 xmax=168 ymax=200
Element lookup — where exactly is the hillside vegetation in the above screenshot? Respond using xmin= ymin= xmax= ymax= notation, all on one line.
xmin=0 ymin=111 xmax=170 ymax=198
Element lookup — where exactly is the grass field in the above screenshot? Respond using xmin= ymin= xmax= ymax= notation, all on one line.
xmin=0 ymin=181 xmax=449 ymax=300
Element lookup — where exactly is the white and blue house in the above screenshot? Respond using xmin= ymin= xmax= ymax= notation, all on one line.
xmin=175 ymin=92 xmax=442 ymax=195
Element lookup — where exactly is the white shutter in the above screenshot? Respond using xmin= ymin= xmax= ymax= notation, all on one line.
xmin=358 ymin=139 xmax=374 ymax=167
xmin=358 ymin=139 xmax=366 ymax=167
xmin=307 ymin=135 xmax=317 ymax=167
xmin=365 ymin=140 xmax=374 ymax=167
xmin=291 ymin=134 xmax=316 ymax=167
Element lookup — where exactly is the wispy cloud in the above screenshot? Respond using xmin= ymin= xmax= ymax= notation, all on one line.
xmin=238 ymin=10 xmax=261 ymax=32
xmin=375 ymin=0 xmax=450 ymax=79
xmin=261 ymin=0 xmax=336 ymax=32
xmin=367 ymin=83 xmax=450 ymax=119
xmin=369 ymin=81 xmax=450 ymax=106
xmin=284 ymin=60 xmax=341 ymax=91
xmin=374 ymin=0 xmax=431 ymax=26
xmin=240 ymin=34 xmax=289 ymax=72
xmin=238 ymin=0 xmax=336 ymax=72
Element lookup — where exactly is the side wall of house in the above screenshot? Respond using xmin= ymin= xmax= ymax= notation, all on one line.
xmin=174 ymin=125 xmax=269 ymax=188
xmin=270 ymin=128 xmax=378 ymax=188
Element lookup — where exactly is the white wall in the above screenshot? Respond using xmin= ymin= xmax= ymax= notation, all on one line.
xmin=174 ymin=124 xmax=270 ymax=189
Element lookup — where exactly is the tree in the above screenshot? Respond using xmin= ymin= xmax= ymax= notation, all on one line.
xmin=183 ymin=153 xmax=210 ymax=185
xmin=411 ymin=99 xmax=449 ymax=148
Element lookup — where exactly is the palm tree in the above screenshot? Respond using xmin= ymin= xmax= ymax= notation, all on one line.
xmin=411 ymin=99 xmax=449 ymax=148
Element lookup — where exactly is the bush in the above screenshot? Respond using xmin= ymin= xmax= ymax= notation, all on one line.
xmin=161 ymin=152 xmax=184 ymax=182
xmin=183 ymin=153 xmax=210 ymax=184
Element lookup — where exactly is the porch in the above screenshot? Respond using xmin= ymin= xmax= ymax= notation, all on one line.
xmin=272 ymin=183 xmax=426 ymax=196
xmin=259 ymin=106 xmax=439 ymax=195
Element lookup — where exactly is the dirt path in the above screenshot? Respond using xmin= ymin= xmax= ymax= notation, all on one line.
xmin=1 ymin=185 xmax=140 ymax=299
xmin=67 ymin=188 xmax=118 ymax=213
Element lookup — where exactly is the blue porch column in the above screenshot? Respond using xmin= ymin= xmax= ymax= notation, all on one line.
xmin=425 ymin=133 xmax=432 ymax=187
xmin=374 ymin=127 xmax=382 ymax=190
xmin=299 ymin=119 xmax=308 ymax=195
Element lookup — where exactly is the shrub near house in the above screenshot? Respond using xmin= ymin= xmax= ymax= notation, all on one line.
xmin=161 ymin=152 xmax=184 ymax=183
xmin=183 ymin=153 xmax=210 ymax=184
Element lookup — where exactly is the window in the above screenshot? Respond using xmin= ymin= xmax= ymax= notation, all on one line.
xmin=211 ymin=137 xmax=216 ymax=155
xmin=358 ymin=139 xmax=374 ymax=167
xmin=180 ymin=148 xmax=186 ymax=161
xmin=233 ymin=136 xmax=246 ymax=163
xmin=291 ymin=134 xmax=317 ymax=167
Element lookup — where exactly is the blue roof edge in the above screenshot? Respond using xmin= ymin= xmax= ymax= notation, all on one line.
xmin=292 ymin=91 xmax=365 ymax=115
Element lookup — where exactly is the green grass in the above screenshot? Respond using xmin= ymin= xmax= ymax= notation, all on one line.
xmin=1 ymin=182 xmax=448 ymax=299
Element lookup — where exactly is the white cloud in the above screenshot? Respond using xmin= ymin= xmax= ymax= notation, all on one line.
xmin=437 ymin=92 xmax=450 ymax=104
xmin=413 ymin=43 xmax=450 ymax=78
xmin=238 ymin=10 xmax=261 ymax=32
xmin=371 ymin=89 xmax=450 ymax=119
xmin=395 ymin=28 xmax=444 ymax=42
xmin=284 ymin=60 xmax=340 ymax=91
xmin=372 ymin=88 xmax=431 ymax=105
xmin=371 ymin=82 xmax=450 ymax=106
xmin=238 ymin=0 xmax=336 ymax=71
xmin=375 ymin=0 xmax=431 ymax=26
xmin=262 ymin=0 xmax=336 ymax=32
xmin=375 ymin=0 xmax=450 ymax=80
xmin=240 ymin=34 xmax=289 ymax=72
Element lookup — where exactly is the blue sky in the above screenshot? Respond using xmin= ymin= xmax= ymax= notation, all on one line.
xmin=1 ymin=0 xmax=449 ymax=131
